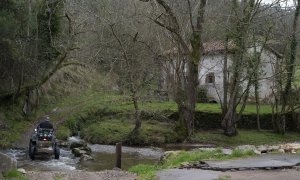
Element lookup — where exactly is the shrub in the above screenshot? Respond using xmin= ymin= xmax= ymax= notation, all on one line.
xmin=56 ymin=126 xmax=72 ymax=140
xmin=197 ymin=87 xmax=208 ymax=103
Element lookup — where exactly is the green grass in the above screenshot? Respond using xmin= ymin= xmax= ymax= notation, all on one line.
xmin=81 ymin=119 xmax=178 ymax=145
xmin=82 ymin=120 xmax=134 ymax=144
xmin=218 ymin=176 xmax=231 ymax=180
xmin=48 ymin=88 xmax=272 ymax=124
xmin=38 ymin=89 xmax=273 ymax=142
xmin=129 ymin=149 xmax=255 ymax=180
xmin=53 ymin=173 xmax=66 ymax=180
xmin=129 ymin=164 xmax=160 ymax=180
xmin=191 ymin=129 xmax=300 ymax=147
xmin=139 ymin=102 xmax=272 ymax=115
xmin=0 ymin=108 xmax=31 ymax=148
xmin=3 ymin=169 xmax=28 ymax=180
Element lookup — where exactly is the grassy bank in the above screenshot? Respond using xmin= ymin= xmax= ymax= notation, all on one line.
xmin=0 ymin=106 xmax=31 ymax=148
xmin=0 ymin=91 xmax=68 ymax=148
xmin=2 ymin=169 xmax=28 ymax=180
xmin=191 ymin=130 xmax=300 ymax=147
xmin=53 ymin=90 xmax=286 ymax=146
xmin=129 ymin=149 xmax=255 ymax=180
xmin=0 ymin=87 xmax=298 ymax=148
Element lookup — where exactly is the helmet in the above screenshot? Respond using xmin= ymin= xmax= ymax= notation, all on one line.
xmin=46 ymin=116 xmax=50 ymax=121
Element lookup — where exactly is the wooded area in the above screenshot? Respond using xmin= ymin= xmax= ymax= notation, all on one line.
xmin=1 ymin=0 xmax=300 ymax=140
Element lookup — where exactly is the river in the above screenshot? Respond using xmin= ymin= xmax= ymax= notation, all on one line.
xmin=2 ymin=137 xmax=164 ymax=172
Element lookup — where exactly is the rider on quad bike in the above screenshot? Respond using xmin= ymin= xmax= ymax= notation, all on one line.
xmin=29 ymin=117 xmax=60 ymax=160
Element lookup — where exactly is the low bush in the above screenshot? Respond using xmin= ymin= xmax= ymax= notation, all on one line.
xmin=56 ymin=126 xmax=72 ymax=140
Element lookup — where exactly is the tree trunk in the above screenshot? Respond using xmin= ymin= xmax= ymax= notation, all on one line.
xmin=276 ymin=0 xmax=300 ymax=134
xmin=132 ymin=91 xmax=141 ymax=133
xmin=139 ymin=0 xmax=207 ymax=137
xmin=184 ymin=0 xmax=207 ymax=137
xmin=237 ymin=86 xmax=250 ymax=121
xmin=222 ymin=37 xmax=229 ymax=117
xmin=110 ymin=24 xmax=141 ymax=135
xmin=222 ymin=103 xmax=238 ymax=136
xmin=185 ymin=58 xmax=198 ymax=136
xmin=297 ymin=113 xmax=300 ymax=133
xmin=221 ymin=42 xmax=243 ymax=136
xmin=254 ymin=78 xmax=261 ymax=131
xmin=221 ymin=0 xmax=257 ymax=136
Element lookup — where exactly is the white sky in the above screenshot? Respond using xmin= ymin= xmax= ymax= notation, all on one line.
xmin=263 ymin=0 xmax=295 ymax=7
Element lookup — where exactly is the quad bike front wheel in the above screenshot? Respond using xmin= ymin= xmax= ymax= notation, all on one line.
xmin=29 ymin=141 xmax=36 ymax=160
xmin=54 ymin=145 xmax=60 ymax=159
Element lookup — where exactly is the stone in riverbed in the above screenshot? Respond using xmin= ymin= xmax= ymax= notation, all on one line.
xmin=58 ymin=141 xmax=69 ymax=148
xmin=17 ymin=168 xmax=26 ymax=174
xmin=70 ymin=141 xmax=87 ymax=149
xmin=257 ymin=145 xmax=268 ymax=153
xmin=236 ymin=145 xmax=256 ymax=152
xmin=160 ymin=151 xmax=181 ymax=162
xmin=72 ymin=148 xmax=87 ymax=157
xmin=267 ymin=145 xmax=280 ymax=152
xmin=80 ymin=146 xmax=92 ymax=154
xmin=278 ymin=149 xmax=285 ymax=153
xmin=254 ymin=150 xmax=261 ymax=155
xmin=180 ymin=162 xmax=191 ymax=168
xmin=80 ymin=154 xmax=94 ymax=161
xmin=198 ymin=147 xmax=216 ymax=152
xmin=222 ymin=149 xmax=233 ymax=155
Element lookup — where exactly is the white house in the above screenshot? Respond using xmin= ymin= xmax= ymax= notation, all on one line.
xmin=162 ymin=41 xmax=283 ymax=103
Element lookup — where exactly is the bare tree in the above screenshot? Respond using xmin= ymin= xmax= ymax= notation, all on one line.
xmin=273 ymin=0 xmax=300 ymax=134
xmin=139 ymin=0 xmax=207 ymax=137
xmin=221 ymin=0 xmax=263 ymax=136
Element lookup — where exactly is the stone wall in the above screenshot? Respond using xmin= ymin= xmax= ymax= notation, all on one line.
xmin=0 ymin=152 xmax=17 ymax=173
xmin=170 ymin=112 xmax=297 ymax=131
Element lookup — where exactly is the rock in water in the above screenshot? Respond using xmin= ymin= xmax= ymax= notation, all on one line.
xmin=17 ymin=168 xmax=26 ymax=174
xmin=80 ymin=154 xmax=94 ymax=161
xmin=80 ymin=146 xmax=92 ymax=154
xmin=72 ymin=148 xmax=87 ymax=157
xmin=70 ymin=141 xmax=87 ymax=149
xmin=278 ymin=149 xmax=285 ymax=153
xmin=254 ymin=150 xmax=261 ymax=155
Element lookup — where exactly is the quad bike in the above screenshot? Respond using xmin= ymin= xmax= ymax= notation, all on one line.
xmin=28 ymin=128 xmax=60 ymax=160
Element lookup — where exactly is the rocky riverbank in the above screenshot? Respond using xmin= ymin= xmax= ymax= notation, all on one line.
xmin=0 ymin=152 xmax=17 ymax=174
xmin=165 ymin=143 xmax=300 ymax=170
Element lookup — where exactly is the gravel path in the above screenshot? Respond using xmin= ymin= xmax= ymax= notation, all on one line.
xmin=25 ymin=170 xmax=137 ymax=180
xmin=220 ymin=169 xmax=300 ymax=180
xmin=157 ymin=168 xmax=300 ymax=180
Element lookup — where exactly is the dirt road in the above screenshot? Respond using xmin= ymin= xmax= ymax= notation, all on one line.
xmin=25 ymin=170 xmax=137 ymax=180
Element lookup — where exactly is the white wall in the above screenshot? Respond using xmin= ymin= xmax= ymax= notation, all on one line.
xmin=162 ymin=47 xmax=278 ymax=103
xmin=198 ymin=48 xmax=278 ymax=103
xmin=199 ymin=54 xmax=232 ymax=102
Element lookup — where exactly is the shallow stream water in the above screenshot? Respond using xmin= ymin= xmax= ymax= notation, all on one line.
xmin=2 ymin=137 xmax=164 ymax=171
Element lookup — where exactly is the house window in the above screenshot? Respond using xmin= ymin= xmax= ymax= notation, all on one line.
xmin=206 ymin=72 xmax=215 ymax=84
